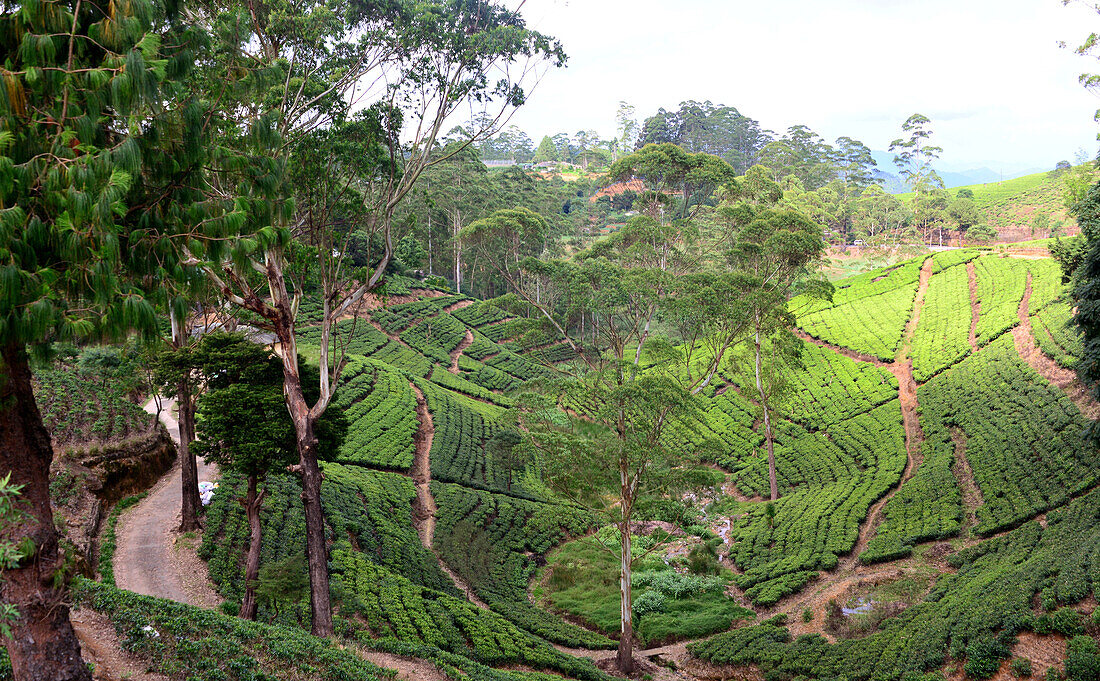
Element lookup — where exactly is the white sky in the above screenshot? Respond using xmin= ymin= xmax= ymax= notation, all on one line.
xmin=501 ymin=0 xmax=1100 ymax=172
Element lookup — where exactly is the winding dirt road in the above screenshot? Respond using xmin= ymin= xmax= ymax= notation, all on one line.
xmin=112 ymin=397 xmax=220 ymax=607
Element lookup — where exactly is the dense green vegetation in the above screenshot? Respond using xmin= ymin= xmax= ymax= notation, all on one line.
xmin=692 ymin=484 xmax=1100 ymax=681
xmin=431 ymin=482 xmax=615 ymax=648
xmin=540 ymin=531 xmax=755 ymax=647
xmin=795 ymin=257 xmax=925 ymax=360
xmin=34 ymin=364 xmax=155 ymax=449
xmin=973 ymin=257 xmax=1030 ymax=345
xmin=729 ymin=402 xmax=907 ymax=604
xmin=911 ymin=262 xmax=973 ymax=382
xmin=921 ymin=336 xmax=1097 ymax=535
xmin=1033 ymin=301 xmax=1082 ymax=368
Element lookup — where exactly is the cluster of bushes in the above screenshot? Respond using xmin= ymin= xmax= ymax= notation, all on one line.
xmin=541 ymin=533 xmax=754 ymax=647
xmin=777 ymin=341 xmax=898 ymax=429
xmin=35 ymin=362 xmax=155 ymax=448
xmin=931 ymin=248 xmax=983 ymax=273
xmin=911 ymin=264 xmax=974 ymax=382
xmin=69 ymin=579 xmax=391 ymax=681
xmin=462 ymin=330 xmax=506 ymax=361
xmin=401 ymin=314 xmax=467 ymax=365
xmin=431 ymin=482 xmax=614 ymax=649
xmin=201 ymin=467 xmax=455 ymax=619
xmin=417 ymin=380 xmax=520 ymax=492
xmin=1026 ymin=258 xmax=1065 ymax=312
xmin=458 ymin=356 xmax=522 ymax=393
xmin=371 ymin=297 xmax=459 ymax=334
xmin=799 ymin=283 xmax=920 ymax=361
xmin=483 ymin=349 xmax=552 ymax=382
xmin=525 ymin=342 xmax=576 ymax=365
xmin=430 ymin=367 xmax=512 ymax=406
xmin=451 ymin=300 xmax=511 ymax=327
xmin=930 ymin=336 xmax=1096 ymax=535
xmin=298 ymin=321 xmax=433 ymax=377
xmin=973 ymin=256 xmax=1030 ymax=346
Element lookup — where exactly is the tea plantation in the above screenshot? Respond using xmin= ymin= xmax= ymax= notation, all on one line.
xmin=81 ymin=251 xmax=1100 ymax=681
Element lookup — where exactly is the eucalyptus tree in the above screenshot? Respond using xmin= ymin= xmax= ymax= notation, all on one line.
xmin=509 ymin=255 xmax=714 ymax=674
xmin=724 ymin=207 xmax=830 ymax=500
xmin=185 ymin=0 xmax=564 ymax=637
xmin=889 ymin=114 xmax=949 ymax=244
xmin=606 ymin=142 xmax=739 ymax=219
xmin=0 ymin=0 xmax=199 ymax=677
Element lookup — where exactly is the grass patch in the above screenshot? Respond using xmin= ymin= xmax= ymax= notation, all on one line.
xmin=540 ymin=531 xmax=754 ymax=647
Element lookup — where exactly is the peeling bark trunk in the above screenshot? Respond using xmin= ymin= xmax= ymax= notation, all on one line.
xmin=238 ymin=474 xmax=265 ymax=621
xmin=0 ymin=343 xmax=92 ymax=681
xmin=274 ymin=317 xmax=333 ymax=637
xmin=617 ymin=519 xmax=634 ymax=674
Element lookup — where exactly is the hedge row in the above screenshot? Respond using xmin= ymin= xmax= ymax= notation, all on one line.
xmin=431 ymin=481 xmax=615 ymax=649
xmin=1032 ymin=301 xmax=1081 ymax=369
xmin=911 ymin=263 xmax=973 ymax=382
xmin=691 ymin=486 xmax=1100 ymax=681
xmin=729 ymin=402 xmax=907 ymax=604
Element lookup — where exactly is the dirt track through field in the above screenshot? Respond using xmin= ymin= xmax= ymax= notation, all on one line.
xmin=1012 ymin=271 xmax=1100 ymax=418
xmin=449 ymin=328 xmax=474 ymax=374
xmin=836 ymin=258 xmax=932 ymax=570
xmin=409 ymin=383 xmax=437 ymax=548
xmin=113 ymin=398 xmax=221 ymax=608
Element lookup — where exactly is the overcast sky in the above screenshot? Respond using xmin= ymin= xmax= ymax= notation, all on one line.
xmin=501 ymin=0 xmax=1100 ymax=172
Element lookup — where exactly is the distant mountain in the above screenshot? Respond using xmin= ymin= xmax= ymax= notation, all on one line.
xmin=867 ymin=151 xmax=1045 ymax=192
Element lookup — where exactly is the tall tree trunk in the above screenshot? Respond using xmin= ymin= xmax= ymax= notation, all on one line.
xmin=617 ymin=518 xmax=634 ymax=675
xmin=177 ymin=378 xmax=201 ymax=531
xmin=297 ymin=430 xmax=331 ymax=636
xmin=754 ymin=327 xmax=778 ymax=501
xmin=171 ymin=312 xmax=201 ymax=531
xmin=454 ymin=209 xmax=462 ymax=294
xmin=0 ymin=343 xmax=92 ymax=681
xmin=238 ymin=474 xmax=265 ymax=621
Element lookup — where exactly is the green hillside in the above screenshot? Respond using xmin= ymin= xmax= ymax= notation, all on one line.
xmin=897 ymin=165 xmax=1100 ymax=239
xmin=15 ymin=254 xmax=1098 ymax=681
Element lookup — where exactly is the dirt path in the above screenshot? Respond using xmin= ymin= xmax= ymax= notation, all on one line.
xmin=356 ymin=647 xmax=451 ymax=681
xmin=112 ymin=398 xmax=221 ymax=608
xmin=838 ymin=259 xmax=931 ymax=570
xmin=449 ymin=328 xmax=474 ymax=374
xmin=407 ymin=382 xmax=495 ymax=611
xmin=950 ymin=428 xmax=984 ymax=533
xmin=967 ymin=261 xmax=980 ymax=352
xmin=409 ymin=384 xmax=437 ymax=549
xmin=1012 ymin=271 xmax=1100 ymax=419
xmin=443 ymin=299 xmax=474 ymax=313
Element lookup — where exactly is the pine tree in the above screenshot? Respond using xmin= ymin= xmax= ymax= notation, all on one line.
xmin=0 ymin=1 xmax=197 ymax=678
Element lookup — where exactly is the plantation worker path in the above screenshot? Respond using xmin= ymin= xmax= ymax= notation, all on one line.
xmin=408 ymin=381 xmax=491 ymax=609
xmin=827 ymin=257 xmax=931 ymax=572
xmin=1012 ymin=270 xmax=1100 ymax=419
xmin=112 ymin=397 xmax=221 ymax=608
xmin=409 ymin=383 xmax=437 ymax=548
